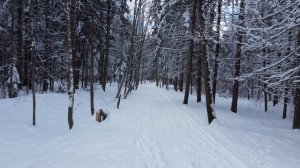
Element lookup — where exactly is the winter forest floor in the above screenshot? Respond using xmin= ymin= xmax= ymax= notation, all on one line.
xmin=0 ymin=83 xmax=300 ymax=168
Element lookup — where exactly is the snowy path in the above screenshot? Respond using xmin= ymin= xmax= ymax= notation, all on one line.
xmin=118 ymin=84 xmax=247 ymax=168
xmin=1 ymin=83 xmax=300 ymax=168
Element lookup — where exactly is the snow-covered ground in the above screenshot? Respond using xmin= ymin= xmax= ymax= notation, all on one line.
xmin=0 ymin=83 xmax=299 ymax=168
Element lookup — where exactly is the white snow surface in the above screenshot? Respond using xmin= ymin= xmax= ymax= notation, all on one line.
xmin=0 ymin=83 xmax=299 ymax=168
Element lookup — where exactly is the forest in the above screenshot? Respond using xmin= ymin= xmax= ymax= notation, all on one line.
xmin=1 ymin=0 xmax=300 ymax=167
xmin=0 ymin=0 xmax=300 ymax=126
xmin=0 ymin=0 xmax=300 ymax=127
xmin=1 ymin=0 xmax=299 ymax=128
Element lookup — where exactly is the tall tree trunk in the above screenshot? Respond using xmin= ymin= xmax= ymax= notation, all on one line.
xmin=198 ymin=0 xmax=215 ymax=124
xmin=196 ymin=47 xmax=202 ymax=102
xmin=135 ymin=10 xmax=148 ymax=90
xmin=65 ymin=0 xmax=74 ymax=129
xmin=263 ymin=54 xmax=268 ymax=112
xmin=273 ymin=93 xmax=278 ymax=106
xmin=84 ymin=53 xmax=89 ymax=89
xmin=8 ymin=0 xmax=17 ymax=98
xmin=264 ymin=87 xmax=268 ymax=112
xmin=42 ymin=0 xmax=50 ymax=93
xmin=230 ymin=0 xmax=245 ymax=113
xmin=179 ymin=71 xmax=184 ymax=92
xmin=293 ymin=84 xmax=300 ymax=129
xmin=99 ymin=5 xmax=105 ymax=89
xmin=16 ymin=0 xmax=23 ymax=89
xmin=282 ymin=86 xmax=288 ymax=119
xmin=89 ymin=44 xmax=94 ymax=115
xmin=212 ymin=0 xmax=222 ymax=103
xmin=292 ymin=30 xmax=300 ymax=129
xmin=183 ymin=0 xmax=196 ymax=104
xmin=283 ymin=31 xmax=292 ymax=119
xmin=74 ymin=39 xmax=81 ymax=90
xmin=123 ymin=0 xmax=139 ymax=99
xmin=155 ymin=49 xmax=161 ymax=87
xmin=102 ymin=0 xmax=112 ymax=91
xmin=141 ymin=58 xmax=145 ymax=84
xmin=165 ymin=56 xmax=169 ymax=90
xmin=71 ymin=1 xmax=79 ymax=90
xmin=174 ymin=76 xmax=178 ymax=91
xmin=28 ymin=0 xmax=36 ymax=126
xmin=88 ymin=2 xmax=95 ymax=115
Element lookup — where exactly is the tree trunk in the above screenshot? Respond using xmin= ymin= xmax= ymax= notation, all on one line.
xmin=183 ymin=0 xmax=196 ymax=104
xmin=71 ymin=1 xmax=79 ymax=90
xmin=155 ymin=51 xmax=160 ymax=87
xmin=42 ymin=0 xmax=50 ymax=93
xmin=293 ymin=85 xmax=300 ymax=129
xmin=102 ymin=0 xmax=112 ymax=91
xmin=273 ymin=94 xmax=278 ymax=107
xmin=65 ymin=0 xmax=74 ymax=129
xmin=179 ymin=72 xmax=184 ymax=92
xmin=196 ymin=48 xmax=202 ymax=102
xmin=74 ymin=38 xmax=81 ymax=90
xmin=264 ymin=90 xmax=268 ymax=112
xmin=292 ymin=30 xmax=300 ymax=129
xmin=88 ymin=40 xmax=94 ymax=115
xmin=283 ymin=31 xmax=292 ymax=119
xmin=88 ymin=2 xmax=95 ymax=115
xmin=16 ymin=0 xmax=24 ymax=89
xmin=230 ymin=0 xmax=245 ymax=113
xmin=198 ymin=0 xmax=215 ymax=124
xmin=27 ymin=0 xmax=36 ymax=126
xmin=174 ymin=76 xmax=178 ymax=91
xmin=135 ymin=10 xmax=147 ymax=90
xmin=84 ymin=54 xmax=89 ymax=89
xmin=8 ymin=0 xmax=17 ymax=98
xmin=282 ymin=86 xmax=288 ymax=119
xmin=261 ymin=45 xmax=268 ymax=112
xmin=212 ymin=0 xmax=222 ymax=103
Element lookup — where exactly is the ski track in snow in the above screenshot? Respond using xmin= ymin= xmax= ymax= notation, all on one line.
xmin=161 ymin=87 xmax=246 ymax=168
xmin=1 ymin=83 xmax=300 ymax=168
xmin=121 ymin=84 xmax=247 ymax=168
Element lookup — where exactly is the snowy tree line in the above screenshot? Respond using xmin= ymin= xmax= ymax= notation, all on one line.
xmin=144 ymin=0 xmax=300 ymax=128
xmin=0 ymin=0 xmax=299 ymax=129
